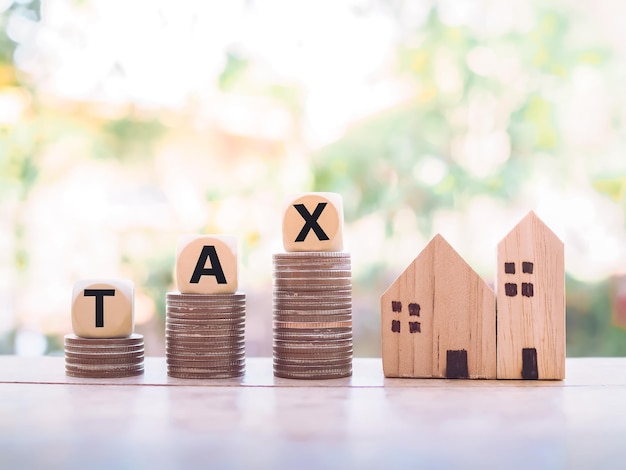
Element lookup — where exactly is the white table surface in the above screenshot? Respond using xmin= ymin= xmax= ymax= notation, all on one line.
xmin=1 ymin=356 xmax=625 ymax=469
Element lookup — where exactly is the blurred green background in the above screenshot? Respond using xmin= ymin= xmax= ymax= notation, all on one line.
xmin=1 ymin=0 xmax=626 ymax=357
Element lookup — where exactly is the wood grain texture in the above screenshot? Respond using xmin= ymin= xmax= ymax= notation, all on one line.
xmin=382 ymin=234 xmax=496 ymax=379
xmin=497 ymin=211 xmax=565 ymax=380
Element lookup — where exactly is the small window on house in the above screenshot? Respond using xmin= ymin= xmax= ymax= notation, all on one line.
xmin=505 ymin=283 xmax=518 ymax=296
xmin=522 ymin=262 xmax=534 ymax=274
xmin=392 ymin=301 xmax=402 ymax=313
xmin=409 ymin=322 xmax=420 ymax=333
xmin=408 ymin=303 xmax=420 ymax=316
xmin=391 ymin=320 xmax=401 ymax=333
xmin=505 ymin=262 xmax=516 ymax=274
xmin=521 ymin=283 xmax=534 ymax=297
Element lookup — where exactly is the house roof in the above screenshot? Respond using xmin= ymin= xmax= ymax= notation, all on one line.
xmin=382 ymin=233 xmax=492 ymax=298
xmin=498 ymin=211 xmax=563 ymax=249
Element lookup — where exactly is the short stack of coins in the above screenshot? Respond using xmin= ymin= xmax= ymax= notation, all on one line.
xmin=272 ymin=252 xmax=353 ymax=379
xmin=274 ymin=192 xmax=352 ymax=379
xmin=64 ymin=334 xmax=144 ymax=378
xmin=165 ymin=292 xmax=246 ymax=378
xmin=166 ymin=234 xmax=245 ymax=379
xmin=65 ymin=279 xmax=144 ymax=378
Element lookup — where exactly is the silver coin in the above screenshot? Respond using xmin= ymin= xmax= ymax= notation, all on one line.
xmin=273 ymin=269 xmax=351 ymax=278
xmin=167 ymin=291 xmax=245 ymax=299
xmin=167 ymin=369 xmax=244 ymax=379
xmin=272 ymin=320 xmax=352 ymax=329
xmin=273 ymin=339 xmax=353 ymax=348
xmin=273 ymin=307 xmax=352 ymax=316
xmin=166 ymin=317 xmax=245 ymax=324
xmin=65 ymin=363 xmax=144 ymax=372
xmin=273 ymin=289 xmax=352 ymax=298
xmin=64 ymin=351 xmax=144 ymax=362
xmin=166 ymin=337 xmax=245 ymax=347
xmin=63 ymin=345 xmax=145 ymax=355
xmin=66 ymin=368 xmax=144 ymax=378
xmin=273 ymin=251 xmax=351 ymax=259
xmin=166 ymin=320 xmax=245 ymax=329
xmin=273 ymin=366 xmax=351 ymax=380
xmin=165 ymin=328 xmax=245 ymax=342
xmin=273 ymin=358 xmax=352 ymax=368
xmin=273 ymin=300 xmax=352 ymax=310
xmin=64 ymin=334 xmax=144 ymax=346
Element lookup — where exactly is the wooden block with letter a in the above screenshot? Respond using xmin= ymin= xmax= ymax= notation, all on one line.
xmin=282 ymin=192 xmax=343 ymax=252
xmin=381 ymin=234 xmax=496 ymax=379
xmin=176 ymin=235 xmax=238 ymax=294
xmin=496 ymin=211 xmax=565 ymax=380
xmin=72 ymin=279 xmax=134 ymax=338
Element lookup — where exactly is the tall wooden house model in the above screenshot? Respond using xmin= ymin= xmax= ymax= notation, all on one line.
xmin=496 ymin=212 xmax=565 ymax=380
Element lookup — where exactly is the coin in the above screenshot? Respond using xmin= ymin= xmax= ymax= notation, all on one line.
xmin=166 ymin=350 xmax=245 ymax=359
xmin=63 ymin=345 xmax=145 ymax=355
xmin=167 ymin=370 xmax=244 ymax=379
xmin=166 ymin=292 xmax=246 ymax=300
xmin=165 ymin=321 xmax=245 ymax=331
xmin=273 ymin=269 xmax=352 ymax=279
xmin=64 ymin=334 xmax=144 ymax=346
xmin=166 ymin=337 xmax=244 ymax=347
xmin=64 ymin=350 xmax=144 ymax=361
xmin=66 ymin=368 xmax=145 ymax=379
xmin=273 ymin=301 xmax=352 ymax=311
xmin=273 ymin=366 xmax=352 ymax=380
xmin=273 ymin=339 xmax=353 ymax=348
xmin=273 ymin=290 xmax=352 ymax=299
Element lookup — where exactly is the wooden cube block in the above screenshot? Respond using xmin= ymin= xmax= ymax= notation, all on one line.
xmin=176 ymin=235 xmax=238 ymax=294
xmin=282 ymin=192 xmax=343 ymax=252
xmin=72 ymin=279 xmax=134 ymax=338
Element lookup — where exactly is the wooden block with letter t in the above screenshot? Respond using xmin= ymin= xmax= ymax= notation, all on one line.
xmin=72 ymin=279 xmax=134 ymax=338
xmin=176 ymin=235 xmax=238 ymax=294
xmin=496 ymin=211 xmax=565 ymax=380
xmin=282 ymin=192 xmax=343 ymax=252
xmin=381 ymin=234 xmax=496 ymax=379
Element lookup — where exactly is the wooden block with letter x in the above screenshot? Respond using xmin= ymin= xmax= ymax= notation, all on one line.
xmin=176 ymin=235 xmax=238 ymax=294
xmin=282 ymin=192 xmax=344 ymax=252
xmin=72 ymin=279 xmax=134 ymax=338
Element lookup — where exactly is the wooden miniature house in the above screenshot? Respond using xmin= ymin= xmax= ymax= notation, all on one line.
xmin=381 ymin=234 xmax=496 ymax=379
xmin=496 ymin=212 xmax=565 ymax=380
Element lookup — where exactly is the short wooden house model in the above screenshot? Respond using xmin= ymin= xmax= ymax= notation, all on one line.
xmin=381 ymin=234 xmax=496 ymax=379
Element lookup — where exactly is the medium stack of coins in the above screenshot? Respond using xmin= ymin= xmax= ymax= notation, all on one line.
xmin=64 ymin=333 xmax=144 ymax=378
xmin=165 ymin=292 xmax=246 ymax=379
xmin=273 ymin=252 xmax=352 ymax=379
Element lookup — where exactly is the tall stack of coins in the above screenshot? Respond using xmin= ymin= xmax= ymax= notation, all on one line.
xmin=273 ymin=252 xmax=353 ymax=379
xmin=166 ymin=234 xmax=245 ymax=379
xmin=65 ymin=279 xmax=144 ymax=378
xmin=165 ymin=292 xmax=245 ymax=378
xmin=64 ymin=334 xmax=144 ymax=378
xmin=274 ymin=192 xmax=352 ymax=379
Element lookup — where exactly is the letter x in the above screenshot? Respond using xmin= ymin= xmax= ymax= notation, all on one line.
xmin=294 ymin=203 xmax=330 ymax=242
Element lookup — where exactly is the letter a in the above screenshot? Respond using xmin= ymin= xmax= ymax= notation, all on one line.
xmin=190 ymin=245 xmax=227 ymax=284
